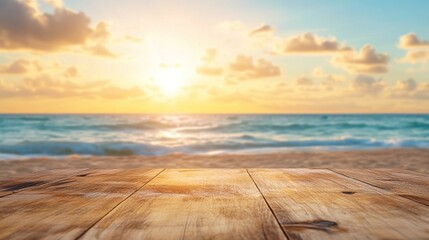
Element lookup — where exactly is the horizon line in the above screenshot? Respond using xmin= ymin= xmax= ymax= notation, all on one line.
xmin=1 ymin=112 xmax=429 ymax=115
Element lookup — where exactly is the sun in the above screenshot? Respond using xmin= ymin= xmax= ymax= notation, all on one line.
xmin=154 ymin=65 xmax=188 ymax=95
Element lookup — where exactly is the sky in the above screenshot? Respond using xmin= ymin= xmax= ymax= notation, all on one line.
xmin=0 ymin=0 xmax=429 ymax=113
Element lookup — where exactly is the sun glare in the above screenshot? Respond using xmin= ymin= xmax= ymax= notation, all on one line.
xmin=145 ymin=36 xmax=196 ymax=96
xmin=155 ymin=65 xmax=187 ymax=95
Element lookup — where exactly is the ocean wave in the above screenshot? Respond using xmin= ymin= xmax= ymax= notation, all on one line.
xmin=34 ymin=120 xmax=176 ymax=131
xmin=238 ymin=134 xmax=257 ymax=140
xmin=1 ymin=115 xmax=429 ymax=160
xmin=406 ymin=121 xmax=429 ymax=129
xmin=0 ymin=141 xmax=169 ymax=156
xmin=184 ymin=121 xmax=429 ymax=133
xmin=178 ymin=122 xmax=243 ymax=133
xmin=34 ymin=120 xmax=429 ymax=132
xmin=1 ymin=116 xmax=51 ymax=122
xmin=183 ymin=138 xmax=376 ymax=152
xmin=179 ymin=122 xmax=399 ymax=133
xmin=0 ymin=138 xmax=428 ymax=158
xmin=95 ymin=120 xmax=174 ymax=130
xmin=7 ymin=116 xmax=425 ymax=133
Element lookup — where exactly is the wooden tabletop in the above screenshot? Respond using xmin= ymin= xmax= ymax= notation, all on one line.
xmin=0 ymin=169 xmax=428 ymax=240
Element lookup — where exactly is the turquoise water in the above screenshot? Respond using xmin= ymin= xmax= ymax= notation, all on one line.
xmin=0 ymin=114 xmax=428 ymax=159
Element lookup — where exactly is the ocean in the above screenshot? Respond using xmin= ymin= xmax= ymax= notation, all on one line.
xmin=0 ymin=114 xmax=428 ymax=159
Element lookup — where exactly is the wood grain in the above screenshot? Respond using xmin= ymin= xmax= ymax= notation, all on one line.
xmin=0 ymin=169 xmax=87 ymax=198
xmin=248 ymin=168 xmax=429 ymax=240
xmin=1 ymin=168 xmax=429 ymax=240
xmin=80 ymin=169 xmax=287 ymax=240
xmin=0 ymin=168 xmax=163 ymax=240
xmin=333 ymin=169 xmax=429 ymax=207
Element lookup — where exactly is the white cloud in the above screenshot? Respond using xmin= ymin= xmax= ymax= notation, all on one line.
xmin=334 ymin=45 xmax=389 ymax=73
xmin=229 ymin=55 xmax=281 ymax=79
xmin=399 ymin=33 xmax=429 ymax=49
xmin=0 ymin=0 xmax=115 ymax=57
xmin=352 ymin=75 xmax=385 ymax=95
xmin=280 ymin=33 xmax=351 ymax=54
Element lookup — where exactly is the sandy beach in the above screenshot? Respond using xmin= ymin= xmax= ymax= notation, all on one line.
xmin=1 ymin=148 xmax=428 ymax=180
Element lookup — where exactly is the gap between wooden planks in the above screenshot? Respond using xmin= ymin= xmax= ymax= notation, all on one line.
xmin=248 ymin=169 xmax=429 ymax=240
xmin=0 ymin=168 xmax=428 ymax=240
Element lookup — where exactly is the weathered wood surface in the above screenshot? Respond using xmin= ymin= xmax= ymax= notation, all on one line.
xmin=249 ymin=169 xmax=429 ymax=240
xmin=332 ymin=169 xmax=429 ymax=207
xmin=0 ymin=169 xmax=88 ymax=198
xmin=81 ymin=169 xmax=285 ymax=240
xmin=0 ymin=168 xmax=428 ymax=240
xmin=0 ymin=169 xmax=163 ymax=239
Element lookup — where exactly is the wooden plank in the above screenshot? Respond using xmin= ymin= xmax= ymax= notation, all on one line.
xmin=0 ymin=169 xmax=88 ymax=197
xmin=0 ymin=168 xmax=163 ymax=240
xmin=332 ymin=169 xmax=429 ymax=207
xmin=249 ymin=168 xmax=429 ymax=240
xmin=80 ymin=169 xmax=287 ymax=240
